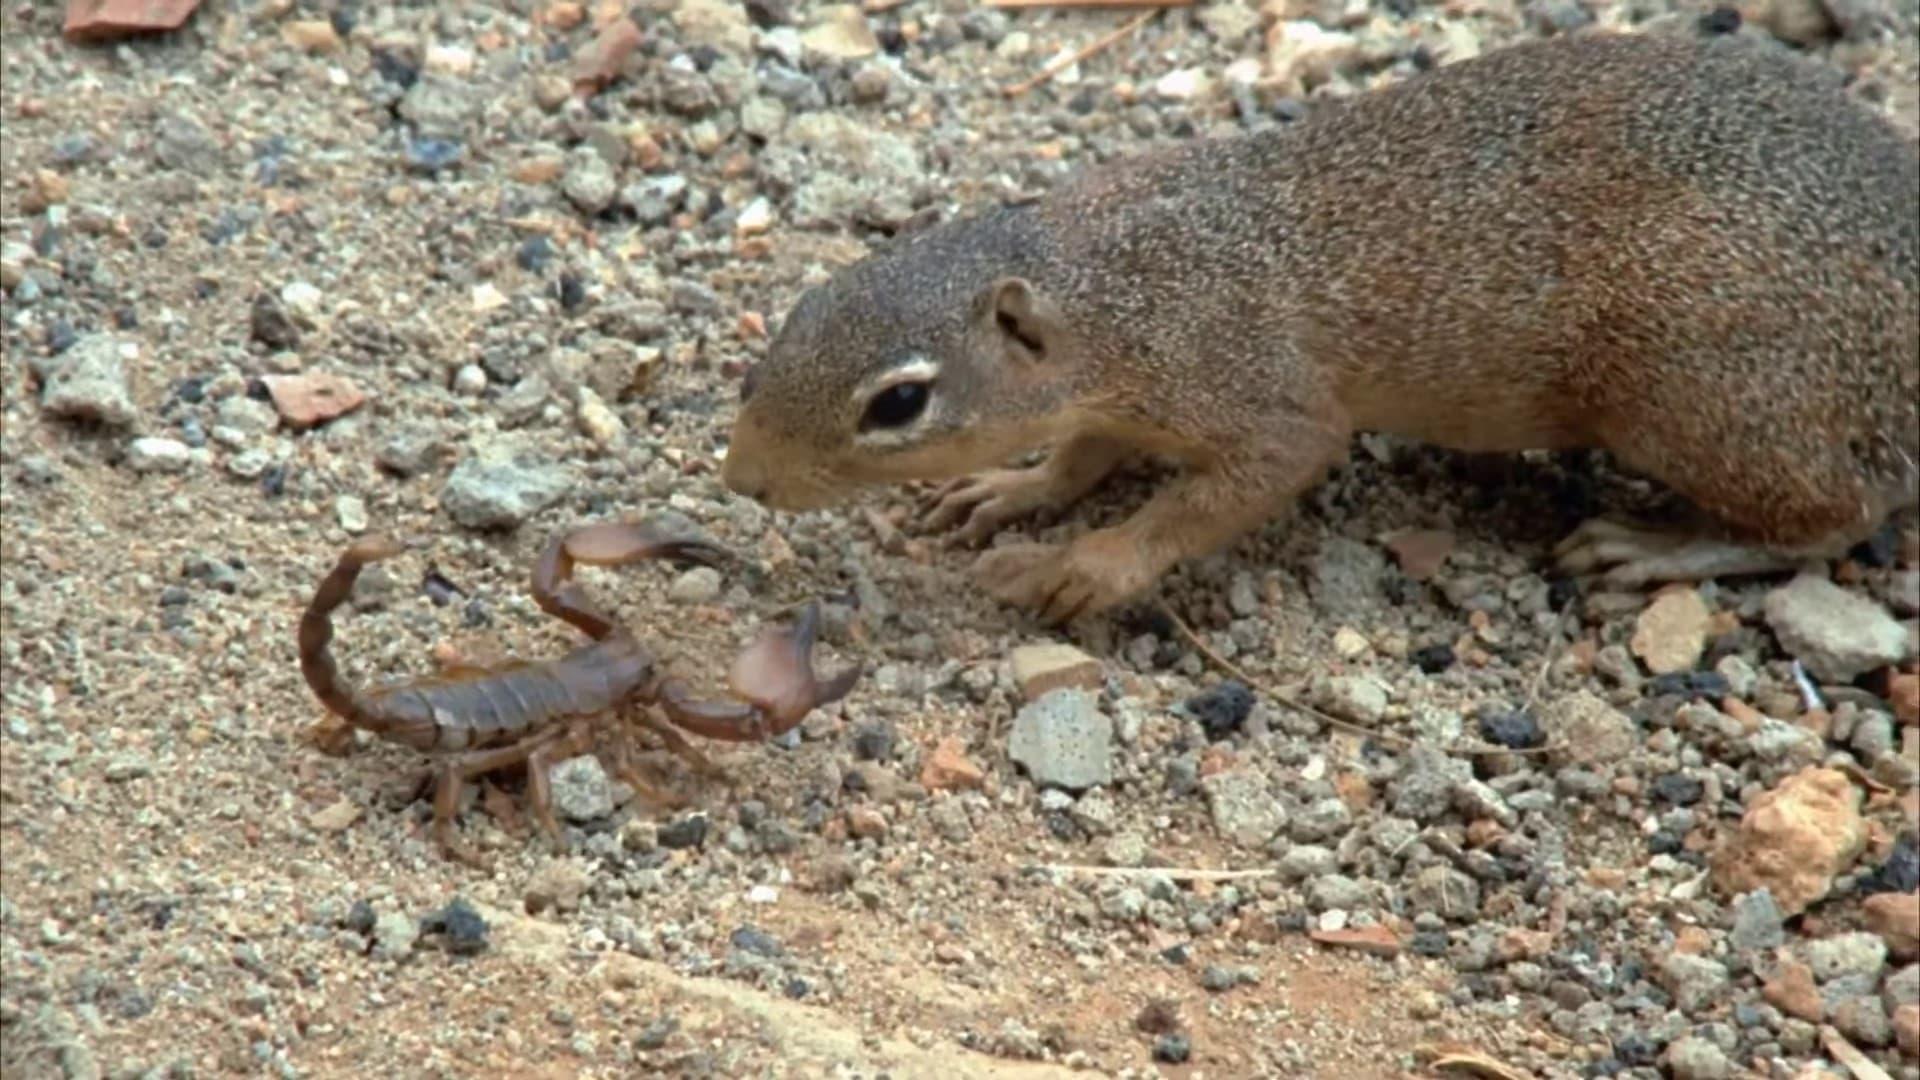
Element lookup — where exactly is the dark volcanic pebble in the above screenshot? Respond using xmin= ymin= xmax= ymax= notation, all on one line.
xmin=1187 ymin=680 xmax=1256 ymax=739
xmin=421 ymin=897 xmax=489 ymax=955
xmin=659 ymin=814 xmax=709 ymax=850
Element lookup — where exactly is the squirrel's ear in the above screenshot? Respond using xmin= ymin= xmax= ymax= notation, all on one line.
xmin=979 ymin=276 xmax=1060 ymax=363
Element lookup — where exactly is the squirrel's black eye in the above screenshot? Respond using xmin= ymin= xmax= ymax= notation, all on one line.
xmin=861 ymin=380 xmax=930 ymax=431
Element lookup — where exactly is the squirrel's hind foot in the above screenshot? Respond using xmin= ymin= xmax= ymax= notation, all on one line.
xmin=1552 ymin=517 xmax=1807 ymax=588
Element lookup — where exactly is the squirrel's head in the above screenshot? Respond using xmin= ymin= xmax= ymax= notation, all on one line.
xmin=722 ymin=210 xmax=1084 ymax=511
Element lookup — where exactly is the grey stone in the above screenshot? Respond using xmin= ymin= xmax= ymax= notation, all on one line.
xmin=440 ymin=438 xmax=575 ymax=530
xmin=1314 ymin=675 xmax=1388 ymax=725
xmin=41 ymin=335 xmax=137 ymax=426
xmin=1803 ymin=931 xmax=1888 ymax=983
xmin=1307 ymin=873 xmax=1369 ymax=911
xmin=668 ymin=567 xmax=723 ymax=605
xmin=1764 ymin=572 xmax=1907 ymax=682
xmin=549 ymin=755 xmax=615 ymax=823
xmin=1289 ymin=797 xmax=1351 ymax=842
xmin=1729 ymin=889 xmax=1786 ymax=953
xmin=371 ymin=912 xmax=418 ymax=961
xmin=1830 ymin=995 xmax=1892 ymax=1047
xmin=1202 ymin=768 xmax=1286 ymax=848
xmin=1401 ymin=865 xmax=1481 ymax=922
xmin=1276 ymin=844 xmax=1337 ymax=881
xmin=1663 ymin=1036 xmax=1730 ymax=1080
xmin=126 ymin=437 xmax=190 ymax=474
xmin=1306 ymin=536 xmax=1387 ymax=618
xmin=1008 ymin=690 xmax=1112 ymax=791
xmin=1660 ymin=953 xmax=1730 ymax=1013
xmin=563 ymin=150 xmax=618 ymax=215
xmin=1392 ymin=743 xmax=1470 ymax=822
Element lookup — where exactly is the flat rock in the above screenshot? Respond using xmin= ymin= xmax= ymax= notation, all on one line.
xmin=64 ymin=0 xmax=202 ymax=41
xmin=440 ymin=438 xmax=575 ymax=530
xmin=800 ymin=4 xmax=878 ymax=60
xmin=308 ymin=798 xmax=361 ymax=833
xmin=1008 ymin=689 xmax=1112 ymax=792
xmin=1309 ymin=925 xmax=1402 ymax=956
xmin=41 ymin=334 xmax=137 ymax=426
xmin=1380 ymin=528 xmax=1454 ymax=582
xmin=1010 ymin=643 xmax=1103 ymax=702
xmin=1763 ymin=572 xmax=1908 ymax=682
xmin=1543 ymin=690 xmax=1641 ymax=766
xmin=1632 ymin=586 xmax=1711 ymax=675
xmin=919 ymin=736 xmax=984 ymax=791
xmin=1863 ymin=891 xmax=1920 ymax=960
xmin=261 ymin=372 xmax=366 ymax=431
xmin=1711 ymin=766 xmax=1866 ymax=916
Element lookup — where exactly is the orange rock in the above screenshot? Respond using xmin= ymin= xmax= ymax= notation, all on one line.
xmin=918 ymin=736 xmax=983 ymax=791
xmin=1894 ymin=1003 xmax=1919 ymax=1057
xmin=1496 ymin=927 xmax=1554 ymax=963
xmin=1762 ymin=959 xmax=1825 ymax=1022
xmin=1381 ymin=527 xmax=1454 ymax=582
xmin=261 ymin=372 xmax=366 ymax=431
xmin=1890 ymin=672 xmax=1919 ymax=726
xmin=1332 ymin=770 xmax=1373 ymax=813
xmin=571 ymin=13 xmax=641 ymax=94
xmin=1631 ymin=586 xmax=1711 ymax=675
xmin=1711 ymin=766 xmax=1866 ymax=916
xmin=1586 ymin=867 xmax=1629 ymax=890
xmin=845 ymin=805 xmax=888 ymax=839
xmin=544 ymin=1 xmax=586 ymax=29
xmin=1721 ymin=696 xmax=1764 ymax=732
xmin=1309 ymin=925 xmax=1401 ymax=957
xmin=510 ymin=156 xmax=565 ymax=184
xmin=1465 ymin=818 xmax=1506 ymax=849
xmin=1673 ymin=925 xmax=1714 ymax=955
xmin=1862 ymin=891 xmax=1920 ymax=959
xmin=64 ymin=0 xmax=201 ymax=41
xmin=281 ymin=19 xmax=340 ymax=52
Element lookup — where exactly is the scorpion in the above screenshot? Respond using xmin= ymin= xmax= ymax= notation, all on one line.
xmin=297 ymin=513 xmax=861 ymax=866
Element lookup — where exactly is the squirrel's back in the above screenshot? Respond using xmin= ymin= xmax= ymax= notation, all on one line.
xmin=1027 ymin=32 xmax=1916 ymax=455
xmin=725 ymin=29 xmax=1918 ymax=603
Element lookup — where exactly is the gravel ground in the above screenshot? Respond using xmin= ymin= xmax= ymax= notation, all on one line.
xmin=3 ymin=1 xmax=1918 ymax=1078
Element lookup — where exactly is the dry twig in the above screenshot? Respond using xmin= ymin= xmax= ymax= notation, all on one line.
xmin=988 ymin=0 xmax=1189 ymax=7
xmin=1026 ymin=864 xmax=1278 ymax=881
xmin=1158 ymin=601 xmax=1566 ymax=759
xmin=1418 ymin=1045 xmax=1535 ymax=1080
xmin=1002 ymin=8 xmax=1158 ymax=98
xmin=1819 ymin=1025 xmax=1894 ymax=1080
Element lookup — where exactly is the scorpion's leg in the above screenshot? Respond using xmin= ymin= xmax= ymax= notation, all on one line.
xmin=657 ymin=603 xmax=862 ymax=742
xmin=600 ymin=716 xmax=695 ymax=807
xmin=426 ymin=730 xmax=568 ymax=866
xmin=627 ymin=706 xmax=723 ymax=777
xmin=533 ymin=517 xmax=733 ymax=639
xmin=522 ymin=720 xmax=599 ymax=854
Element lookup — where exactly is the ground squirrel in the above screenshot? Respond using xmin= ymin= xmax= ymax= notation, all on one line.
xmin=722 ymin=29 xmax=1920 ymax=625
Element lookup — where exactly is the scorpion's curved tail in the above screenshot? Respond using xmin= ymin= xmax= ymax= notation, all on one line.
xmin=298 ymin=535 xmax=413 ymax=734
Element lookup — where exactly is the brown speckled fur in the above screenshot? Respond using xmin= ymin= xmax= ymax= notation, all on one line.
xmin=724 ymin=29 xmax=1920 ymax=623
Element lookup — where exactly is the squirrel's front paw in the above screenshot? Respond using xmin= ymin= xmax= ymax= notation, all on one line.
xmin=920 ymin=468 xmax=1052 ymax=546
xmin=972 ymin=532 xmax=1153 ymax=625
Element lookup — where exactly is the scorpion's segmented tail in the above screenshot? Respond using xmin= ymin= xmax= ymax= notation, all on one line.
xmin=298 ymin=536 xmax=412 ymax=735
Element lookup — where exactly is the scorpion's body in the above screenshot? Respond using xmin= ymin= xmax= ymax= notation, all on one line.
xmin=298 ymin=517 xmax=860 ymax=866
